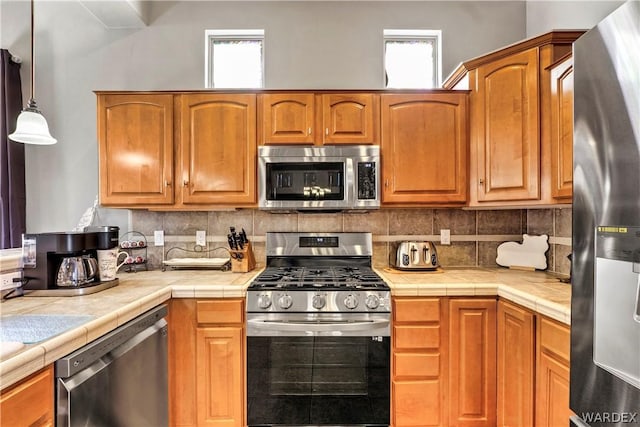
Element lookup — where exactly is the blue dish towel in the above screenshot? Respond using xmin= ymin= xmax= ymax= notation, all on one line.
xmin=0 ymin=314 xmax=94 ymax=344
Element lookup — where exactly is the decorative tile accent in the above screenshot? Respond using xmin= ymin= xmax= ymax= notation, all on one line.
xmin=253 ymin=211 xmax=298 ymax=235
xmin=163 ymin=212 xmax=208 ymax=235
xmin=436 ymin=242 xmax=476 ymax=266
xmin=434 ymin=209 xmax=476 ymax=235
xmin=527 ymin=209 xmax=553 ymax=236
xmin=478 ymin=210 xmax=525 ymax=234
xmin=555 ymin=207 xmax=572 ymax=238
xmin=389 ymin=209 xmax=434 ymax=235
xmin=298 ymin=213 xmax=343 ymax=232
xmin=344 ymin=210 xmax=388 ymax=235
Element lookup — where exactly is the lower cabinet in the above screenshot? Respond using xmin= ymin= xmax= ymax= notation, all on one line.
xmin=393 ymin=297 xmax=571 ymax=427
xmin=169 ymin=299 xmax=245 ymax=427
xmin=0 ymin=365 xmax=54 ymax=427
xmin=392 ymin=297 xmax=497 ymax=427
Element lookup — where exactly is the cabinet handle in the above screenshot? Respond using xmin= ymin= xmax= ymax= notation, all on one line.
xmin=308 ymin=127 xmax=312 ymax=135
xmin=325 ymin=128 xmax=329 ymax=136
xmin=165 ymin=181 xmax=172 ymax=187
xmin=183 ymin=180 xmax=189 ymax=187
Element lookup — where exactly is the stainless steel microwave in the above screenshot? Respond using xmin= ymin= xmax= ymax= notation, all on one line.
xmin=258 ymin=146 xmax=380 ymax=211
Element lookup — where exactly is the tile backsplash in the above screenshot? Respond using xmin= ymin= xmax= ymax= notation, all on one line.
xmin=130 ymin=207 xmax=572 ymax=275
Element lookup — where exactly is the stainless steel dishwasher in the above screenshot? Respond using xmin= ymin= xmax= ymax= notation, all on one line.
xmin=55 ymin=304 xmax=168 ymax=427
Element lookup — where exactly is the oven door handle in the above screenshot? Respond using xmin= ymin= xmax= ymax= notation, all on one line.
xmin=247 ymin=318 xmax=390 ymax=334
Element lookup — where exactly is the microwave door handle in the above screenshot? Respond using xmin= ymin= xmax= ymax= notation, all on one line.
xmin=345 ymin=158 xmax=354 ymax=203
xmin=247 ymin=318 xmax=389 ymax=333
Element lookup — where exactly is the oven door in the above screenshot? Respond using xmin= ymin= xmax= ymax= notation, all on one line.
xmin=247 ymin=313 xmax=390 ymax=427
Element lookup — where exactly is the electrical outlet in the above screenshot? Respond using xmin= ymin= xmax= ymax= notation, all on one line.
xmin=1 ymin=271 xmax=22 ymax=291
xmin=196 ymin=230 xmax=206 ymax=246
xmin=440 ymin=229 xmax=451 ymax=245
xmin=154 ymin=230 xmax=165 ymax=246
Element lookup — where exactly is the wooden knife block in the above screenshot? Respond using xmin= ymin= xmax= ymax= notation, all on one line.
xmin=230 ymin=242 xmax=256 ymax=273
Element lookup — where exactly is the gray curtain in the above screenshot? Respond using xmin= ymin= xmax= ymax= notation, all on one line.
xmin=0 ymin=49 xmax=26 ymax=249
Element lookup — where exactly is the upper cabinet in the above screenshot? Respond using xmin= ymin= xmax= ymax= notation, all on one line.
xmin=381 ymin=92 xmax=468 ymax=205
xmin=98 ymin=94 xmax=174 ymax=206
xmin=259 ymin=93 xmax=315 ymax=144
xmin=549 ymin=55 xmax=574 ymax=200
xmin=258 ymin=92 xmax=379 ymax=145
xmin=178 ymin=94 xmax=256 ymax=205
xmin=96 ymin=92 xmax=257 ymax=209
xmin=443 ymin=31 xmax=584 ymax=207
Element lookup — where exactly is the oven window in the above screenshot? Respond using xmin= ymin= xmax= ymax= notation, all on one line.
xmin=247 ymin=336 xmax=390 ymax=426
xmin=265 ymin=163 xmax=344 ymax=201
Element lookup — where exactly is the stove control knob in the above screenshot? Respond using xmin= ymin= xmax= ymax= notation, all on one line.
xmin=365 ymin=294 xmax=380 ymax=309
xmin=344 ymin=294 xmax=359 ymax=310
xmin=278 ymin=294 xmax=293 ymax=309
xmin=257 ymin=293 xmax=272 ymax=309
xmin=312 ymin=294 xmax=326 ymax=310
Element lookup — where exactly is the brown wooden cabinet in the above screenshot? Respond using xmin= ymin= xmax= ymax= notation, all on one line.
xmin=549 ymin=55 xmax=574 ymax=199
xmin=448 ymin=298 xmax=497 ymax=427
xmin=535 ymin=316 xmax=571 ymax=427
xmin=168 ymin=299 xmax=245 ymax=427
xmin=392 ymin=298 xmax=448 ymax=427
xmin=0 ymin=365 xmax=54 ymax=427
xmin=381 ymin=93 xmax=468 ymax=205
xmin=319 ymin=93 xmax=379 ymax=144
xmin=259 ymin=92 xmax=379 ymax=145
xmin=98 ymin=93 xmax=174 ymax=206
xmin=473 ymin=48 xmax=540 ymax=202
xmin=96 ymin=92 xmax=257 ymax=209
xmin=497 ymin=300 xmax=535 ymax=427
xmin=443 ymin=31 xmax=584 ymax=207
xmin=178 ymin=94 xmax=256 ymax=205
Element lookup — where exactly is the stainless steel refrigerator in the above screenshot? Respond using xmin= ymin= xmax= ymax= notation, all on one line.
xmin=571 ymin=1 xmax=640 ymax=426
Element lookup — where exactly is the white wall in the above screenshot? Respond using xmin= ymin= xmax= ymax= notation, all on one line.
xmin=1 ymin=0 xmax=527 ymax=235
xmin=526 ymin=0 xmax=624 ymax=37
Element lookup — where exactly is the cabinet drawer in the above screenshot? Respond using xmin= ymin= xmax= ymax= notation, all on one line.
xmin=0 ymin=365 xmax=54 ymax=427
xmin=393 ymin=380 xmax=443 ymax=426
xmin=394 ymin=325 xmax=440 ymax=350
xmin=196 ymin=299 xmax=244 ymax=325
xmin=539 ymin=316 xmax=570 ymax=362
xmin=394 ymin=353 xmax=440 ymax=378
xmin=393 ymin=298 xmax=440 ymax=323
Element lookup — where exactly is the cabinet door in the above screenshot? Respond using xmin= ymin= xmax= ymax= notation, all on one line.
xmin=180 ymin=94 xmax=256 ymax=204
xmin=98 ymin=94 xmax=174 ymax=205
xmin=321 ymin=93 xmax=379 ymax=144
xmin=549 ymin=57 xmax=574 ymax=199
xmin=535 ymin=317 xmax=571 ymax=427
xmin=449 ymin=298 xmax=497 ymax=427
xmin=259 ymin=93 xmax=315 ymax=144
xmin=381 ymin=93 xmax=468 ymax=204
xmin=497 ymin=301 xmax=534 ymax=427
xmin=0 ymin=365 xmax=54 ymax=427
xmin=196 ymin=327 xmax=244 ymax=427
xmin=392 ymin=298 xmax=447 ymax=427
xmin=474 ymin=48 xmax=540 ymax=202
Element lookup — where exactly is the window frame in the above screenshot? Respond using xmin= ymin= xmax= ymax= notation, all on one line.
xmin=204 ymin=29 xmax=265 ymax=89
xmin=383 ymin=29 xmax=442 ymax=89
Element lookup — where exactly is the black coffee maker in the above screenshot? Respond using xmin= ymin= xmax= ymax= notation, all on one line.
xmin=22 ymin=226 xmax=119 ymax=295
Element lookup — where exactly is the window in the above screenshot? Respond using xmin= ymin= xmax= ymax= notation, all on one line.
xmin=383 ymin=29 xmax=442 ymax=89
xmin=205 ymin=29 xmax=264 ymax=88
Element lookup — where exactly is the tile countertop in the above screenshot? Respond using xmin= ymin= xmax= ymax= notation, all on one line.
xmin=0 ymin=266 xmax=570 ymax=392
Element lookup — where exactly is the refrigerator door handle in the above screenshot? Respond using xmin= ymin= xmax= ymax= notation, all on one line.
xmin=634 ymin=274 xmax=640 ymax=323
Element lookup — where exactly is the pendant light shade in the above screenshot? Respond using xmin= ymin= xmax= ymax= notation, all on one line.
xmin=8 ymin=0 xmax=56 ymax=145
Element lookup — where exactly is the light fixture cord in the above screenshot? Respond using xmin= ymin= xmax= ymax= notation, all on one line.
xmin=29 ymin=0 xmax=35 ymax=102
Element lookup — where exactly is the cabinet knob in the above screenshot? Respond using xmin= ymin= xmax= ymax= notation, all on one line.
xmin=165 ymin=181 xmax=172 ymax=187
xmin=183 ymin=180 xmax=189 ymax=187
xmin=384 ymin=179 xmax=389 ymax=188
xmin=479 ymin=179 xmax=484 ymax=185
xmin=308 ymin=127 xmax=312 ymax=135
xmin=325 ymin=128 xmax=329 ymax=136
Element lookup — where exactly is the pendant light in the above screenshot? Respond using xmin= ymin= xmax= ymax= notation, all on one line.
xmin=9 ymin=0 xmax=56 ymax=145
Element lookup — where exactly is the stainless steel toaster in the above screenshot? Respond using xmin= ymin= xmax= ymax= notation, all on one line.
xmin=392 ymin=241 xmax=439 ymax=270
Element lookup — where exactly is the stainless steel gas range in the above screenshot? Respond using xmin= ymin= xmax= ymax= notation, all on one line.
xmin=246 ymin=232 xmax=391 ymax=427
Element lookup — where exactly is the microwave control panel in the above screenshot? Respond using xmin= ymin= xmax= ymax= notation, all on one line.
xmin=357 ymin=162 xmax=376 ymax=200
